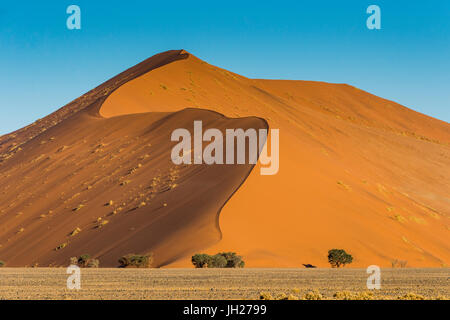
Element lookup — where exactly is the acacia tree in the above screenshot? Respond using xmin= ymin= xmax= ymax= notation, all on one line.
xmin=191 ymin=252 xmax=245 ymax=268
xmin=209 ymin=254 xmax=227 ymax=268
xmin=218 ymin=252 xmax=245 ymax=268
xmin=327 ymin=249 xmax=353 ymax=268
xmin=191 ymin=254 xmax=212 ymax=268
xmin=118 ymin=253 xmax=153 ymax=268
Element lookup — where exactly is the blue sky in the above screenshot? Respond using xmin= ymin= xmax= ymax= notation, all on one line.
xmin=0 ymin=0 xmax=449 ymax=134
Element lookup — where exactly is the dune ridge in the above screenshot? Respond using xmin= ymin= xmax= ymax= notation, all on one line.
xmin=0 ymin=50 xmax=449 ymax=267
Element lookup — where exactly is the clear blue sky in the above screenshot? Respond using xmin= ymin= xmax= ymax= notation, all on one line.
xmin=1 ymin=1 xmax=449 ymax=134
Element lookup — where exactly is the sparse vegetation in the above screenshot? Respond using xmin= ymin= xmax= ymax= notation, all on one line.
xmin=95 ymin=219 xmax=109 ymax=229
xmin=333 ymin=290 xmax=375 ymax=300
xmin=0 ymin=260 xmax=5 ymax=267
xmin=397 ymin=292 xmax=425 ymax=300
xmin=336 ymin=180 xmax=351 ymax=190
xmin=391 ymin=259 xmax=408 ymax=268
xmin=327 ymin=249 xmax=353 ymax=268
xmin=259 ymin=289 xmax=445 ymax=300
xmin=0 ymin=268 xmax=447 ymax=299
xmin=118 ymin=253 xmax=153 ymax=268
xmin=304 ymin=289 xmax=323 ymax=300
xmin=120 ymin=180 xmax=131 ymax=186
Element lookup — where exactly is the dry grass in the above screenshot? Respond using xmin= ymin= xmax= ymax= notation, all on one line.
xmin=0 ymin=268 xmax=447 ymax=300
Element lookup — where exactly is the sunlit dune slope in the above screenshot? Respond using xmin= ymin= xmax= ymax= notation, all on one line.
xmin=103 ymin=50 xmax=450 ymax=268
xmin=0 ymin=49 xmax=449 ymax=267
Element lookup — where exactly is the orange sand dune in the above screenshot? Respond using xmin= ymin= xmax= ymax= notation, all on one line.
xmin=0 ymin=49 xmax=449 ymax=267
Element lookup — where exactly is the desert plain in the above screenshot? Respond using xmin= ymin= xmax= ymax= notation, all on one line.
xmin=0 ymin=267 xmax=448 ymax=300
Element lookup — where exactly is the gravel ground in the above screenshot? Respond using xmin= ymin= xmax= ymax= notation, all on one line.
xmin=0 ymin=268 xmax=448 ymax=300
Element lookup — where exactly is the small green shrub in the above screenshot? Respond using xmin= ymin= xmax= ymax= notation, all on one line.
xmin=0 ymin=260 xmax=5 ymax=267
xmin=118 ymin=253 xmax=153 ymax=268
xmin=327 ymin=249 xmax=353 ymax=268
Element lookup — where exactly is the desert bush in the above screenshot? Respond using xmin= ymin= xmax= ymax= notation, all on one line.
xmin=218 ymin=252 xmax=245 ymax=268
xmin=327 ymin=249 xmax=353 ymax=268
xmin=209 ymin=254 xmax=227 ymax=268
xmin=87 ymin=259 xmax=100 ymax=268
xmin=0 ymin=260 xmax=5 ymax=267
xmin=70 ymin=254 xmax=99 ymax=267
xmin=391 ymin=259 xmax=408 ymax=268
xmin=192 ymin=254 xmax=212 ymax=268
xmin=78 ymin=254 xmax=91 ymax=267
xmin=118 ymin=253 xmax=153 ymax=268
xmin=191 ymin=252 xmax=245 ymax=268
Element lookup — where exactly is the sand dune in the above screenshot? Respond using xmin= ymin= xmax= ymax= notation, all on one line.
xmin=0 ymin=50 xmax=448 ymax=267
